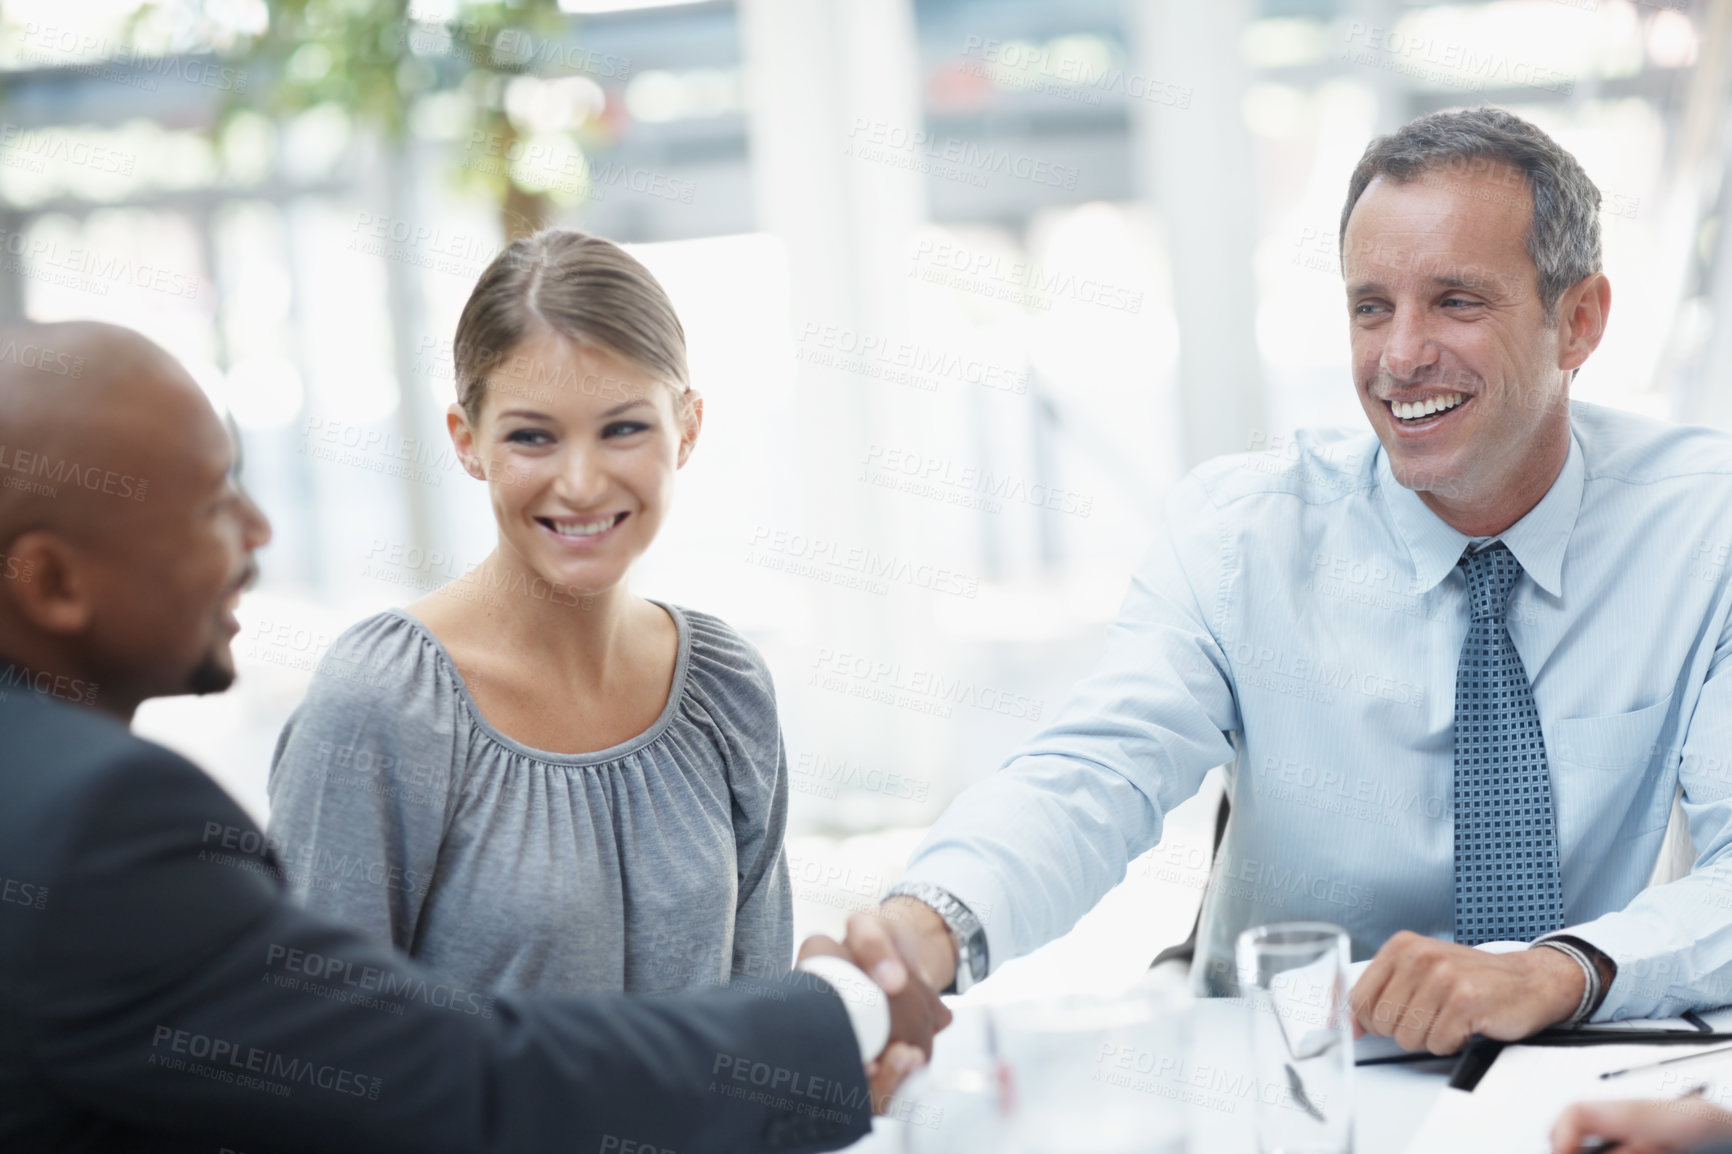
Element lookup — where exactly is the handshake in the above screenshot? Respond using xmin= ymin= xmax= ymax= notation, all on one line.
xmin=798 ymin=897 xmax=964 ymax=1108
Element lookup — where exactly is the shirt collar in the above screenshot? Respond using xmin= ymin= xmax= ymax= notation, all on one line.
xmin=1375 ymin=426 xmax=1583 ymax=599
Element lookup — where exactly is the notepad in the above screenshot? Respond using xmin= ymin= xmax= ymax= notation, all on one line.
xmin=1403 ymin=1039 xmax=1732 ymax=1154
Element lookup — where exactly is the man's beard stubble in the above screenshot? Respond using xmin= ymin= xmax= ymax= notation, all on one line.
xmin=186 ymin=652 xmax=235 ymax=696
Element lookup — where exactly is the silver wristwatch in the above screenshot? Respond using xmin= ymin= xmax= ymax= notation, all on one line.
xmin=885 ymin=881 xmax=989 ymax=994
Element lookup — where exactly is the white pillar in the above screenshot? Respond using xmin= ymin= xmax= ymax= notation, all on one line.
xmin=1127 ymin=0 xmax=1267 ymax=467
xmin=739 ymin=0 xmax=931 ymax=807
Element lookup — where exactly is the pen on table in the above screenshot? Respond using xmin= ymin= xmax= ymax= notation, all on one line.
xmin=1599 ymin=1041 xmax=1732 ymax=1080
xmin=1574 ymin=1082 xmax=1709 ymax=1154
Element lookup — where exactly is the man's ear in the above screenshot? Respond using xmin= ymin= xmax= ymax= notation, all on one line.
xmin=1558 ymin=272 xmax=1611 ymax=374
xmin=1 ymin=530 xmax=97 ymax=634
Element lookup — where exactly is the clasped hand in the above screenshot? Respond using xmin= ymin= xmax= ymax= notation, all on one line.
xmin=798 ymin=909 xmax=954 ymax=1112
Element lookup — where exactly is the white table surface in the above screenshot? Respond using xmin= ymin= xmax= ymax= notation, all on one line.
xmin=843 ymin=996 xmax=1455 ymax=1153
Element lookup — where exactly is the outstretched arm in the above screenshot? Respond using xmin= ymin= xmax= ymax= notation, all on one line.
xmin=23 ymin=745 xmax=879 ymax=1154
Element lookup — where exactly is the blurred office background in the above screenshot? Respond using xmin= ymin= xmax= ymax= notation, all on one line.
xmin=3 ymin=0 xmax=1728 ymax=998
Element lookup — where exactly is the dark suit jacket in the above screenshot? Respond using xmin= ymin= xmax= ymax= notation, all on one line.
xmin=0 ymin=687 xmax=871 ymax=1153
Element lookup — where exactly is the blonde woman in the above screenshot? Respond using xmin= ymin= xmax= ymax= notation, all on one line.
xmin=267 ymin=230 xmax=791 ymax=995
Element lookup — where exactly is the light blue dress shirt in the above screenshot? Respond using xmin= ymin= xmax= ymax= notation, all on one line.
xmin=901 ymin=401 xmax=1732 ymax=1020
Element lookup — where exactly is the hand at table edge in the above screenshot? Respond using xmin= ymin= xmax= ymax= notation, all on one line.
xmin=1349 ymin=931 xmax=1586 ymax=1054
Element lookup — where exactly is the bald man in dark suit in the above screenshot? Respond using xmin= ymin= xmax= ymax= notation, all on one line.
xmin=0 ymin=321 xmax=945 ymax=1153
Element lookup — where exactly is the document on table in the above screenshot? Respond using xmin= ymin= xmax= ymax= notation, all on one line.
xmin=1404 ymin=1038 xmax=1732 ymax=1154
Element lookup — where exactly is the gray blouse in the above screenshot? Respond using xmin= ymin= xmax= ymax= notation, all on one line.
xmin=265 ymin=602 xmax=793 ymax=996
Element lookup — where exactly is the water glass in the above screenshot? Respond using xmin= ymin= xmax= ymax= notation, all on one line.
xmin=1236 ymin=922 xmax=1355 ymax=1154
xmin=993 ymin=991 xmax=1189 ymax=1154
xmin=896 ymin=1066 xmax=1007 ymax=1154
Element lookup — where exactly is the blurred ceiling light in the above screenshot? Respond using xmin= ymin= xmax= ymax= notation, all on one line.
xmin=1388 ymin=2 xmax=1643 ymax=89
xmin=220 ymin=111 xmax=274 ymax=184
xmin=1039 ymin=34 xmax=1114 ymax=86
xmin=1242 ymin=18 xmax=1327 ymax=69
xmin=973 ymin=38 xmax=1040 ymax=87
xmin=505 ymin=75 xmax=606 ymax=134
xmin=408 ymin=0 xmax=461 ymax=21
xmin=207 ymin=0 xmax=269 ymax=39
xmin=618 ymin=72 xmax=725 ymax=123
xmin=281 ymin=104 xmax=351 ymax=182
xmin=286 ymin=41 xmax=333 ymax=83
xmin=625 ymin=70 xmax=685 ymax=122
xmin=1242 ymin=82 xmax=1306 ymax=138
xmin=681 ymin=68 xmax=742 ymax=116
xmin=1646 ymin=10 xmax=1697 ymax=68
xmin=557 ymin=0 xmax=710 ymax=12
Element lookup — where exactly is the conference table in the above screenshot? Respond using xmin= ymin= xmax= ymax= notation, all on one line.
xmin=846 ymin=995 xmax=1456 ymax=1153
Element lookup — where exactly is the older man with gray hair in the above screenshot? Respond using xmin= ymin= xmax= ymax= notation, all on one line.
xmin=827 ymin=105 xmax=1732 ymax=1053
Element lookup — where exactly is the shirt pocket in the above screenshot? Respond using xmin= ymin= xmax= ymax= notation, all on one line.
xmin=1547 ymin=692 xmax=1674 ymax=770
xmin=1547 ymin=691 xmax=1677 ymax=856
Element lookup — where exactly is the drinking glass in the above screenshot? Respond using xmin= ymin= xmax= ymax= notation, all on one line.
xmin=896 ymin=1065 xmax=1007 ymax=1154
xmin=1236 ymin=922 xmax=1355 ymax=1154
xmin=992 ymin=990 xmax=1189 ymax=1154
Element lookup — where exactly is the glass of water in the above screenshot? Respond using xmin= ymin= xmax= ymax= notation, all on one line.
xmin=992 ymin=990 xmax=1189 ymax=1154
xmin=1236 ymin=922 xmax=1355 ymax=1154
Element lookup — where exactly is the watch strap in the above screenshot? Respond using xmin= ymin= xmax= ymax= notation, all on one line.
xmin=884 ymin=881 xmax=988 ymax=993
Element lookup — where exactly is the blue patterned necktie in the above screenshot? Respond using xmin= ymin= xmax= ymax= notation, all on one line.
xmin=1453 ymin=543 xmax=1564 ymax=946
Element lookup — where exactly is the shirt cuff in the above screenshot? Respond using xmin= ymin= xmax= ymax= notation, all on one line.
xmin=796 ymin=955 xmax=890 ymax=1063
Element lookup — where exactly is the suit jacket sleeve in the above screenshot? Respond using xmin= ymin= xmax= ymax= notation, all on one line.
xmin=16 ymin=740 xmax=872 ymax=1154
